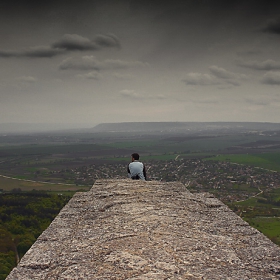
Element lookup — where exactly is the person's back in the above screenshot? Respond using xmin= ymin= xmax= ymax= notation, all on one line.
xmin=127 ymin=153 xmax=147 ymax=181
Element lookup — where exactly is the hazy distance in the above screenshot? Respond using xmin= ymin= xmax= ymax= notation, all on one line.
xmin=1 ymin=121 xmax=280 ymax=134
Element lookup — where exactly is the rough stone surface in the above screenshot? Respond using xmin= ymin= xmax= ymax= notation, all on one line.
xmin=7 ymin=179 xmax=280 ymax=279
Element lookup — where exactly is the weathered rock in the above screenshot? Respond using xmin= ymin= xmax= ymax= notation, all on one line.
xmin=7 ymin=179 xmax=280 ymax=279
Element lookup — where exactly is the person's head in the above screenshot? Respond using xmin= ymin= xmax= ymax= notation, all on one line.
xmin=131 ymin=153 xmax=140 ymax=161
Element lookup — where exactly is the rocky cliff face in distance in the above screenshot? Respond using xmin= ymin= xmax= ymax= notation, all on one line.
xmin=7 ymin=179 xmax=280 ymax=279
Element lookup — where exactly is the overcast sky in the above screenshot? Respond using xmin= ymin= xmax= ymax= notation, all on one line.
xmin=1 ymin=0 xmax=280 ymax=127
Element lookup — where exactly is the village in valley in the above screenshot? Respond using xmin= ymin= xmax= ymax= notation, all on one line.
xmin=51 ymin=158 xmax=280 ymax=203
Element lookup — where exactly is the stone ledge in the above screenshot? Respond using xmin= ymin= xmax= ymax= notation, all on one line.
xmin=7 ymin=179 xmax=280 ymax=279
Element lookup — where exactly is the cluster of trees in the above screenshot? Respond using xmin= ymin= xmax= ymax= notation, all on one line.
xmin=0 ymin=191 xmax=72 ymax=280
xmin=259 ymin=191 xmax=280 ymax=206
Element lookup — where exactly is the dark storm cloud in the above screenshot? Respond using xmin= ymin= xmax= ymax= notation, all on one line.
xmin=0 ymin=34 xmax=120 ymax=58
xmin=263 ymin=18 xmax=280 ymax=34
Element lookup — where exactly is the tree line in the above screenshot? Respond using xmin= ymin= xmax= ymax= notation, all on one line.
xmin=0 ymin=191 xmax=72 ymax=280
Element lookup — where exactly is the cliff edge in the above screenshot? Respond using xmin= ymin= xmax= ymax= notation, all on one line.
xmin=7 ymin=179 xmax=280 ymax=279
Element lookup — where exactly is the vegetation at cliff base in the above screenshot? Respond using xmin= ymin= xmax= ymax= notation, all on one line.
xmin=0 ymin=191 xmax=72 ymax=280
xmin=227 ymin=188 xmax=280 ymax=246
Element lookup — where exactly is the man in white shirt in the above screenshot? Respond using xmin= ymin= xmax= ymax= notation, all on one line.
xmin=127 ymin=153 xmax=147 ymax=181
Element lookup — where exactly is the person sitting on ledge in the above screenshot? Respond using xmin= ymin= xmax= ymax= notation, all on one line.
xmin=127 ymin=153 xmax=147 ymax=181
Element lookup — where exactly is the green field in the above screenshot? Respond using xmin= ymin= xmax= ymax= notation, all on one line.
xmin=228 ymin=189 xmax=280 ymax=245
xmin=0 ymin=143 xmax=111 ymax=155
xmin=206 ymin=153 xmax=280 ymax=171
xmin=0 ymin=176 xmax=91 ymax=192
xmin=249 ymin=217 xmax=280 ymax=240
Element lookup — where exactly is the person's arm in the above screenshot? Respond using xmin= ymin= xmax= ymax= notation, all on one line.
xmin=127 ymin=164 xmax=131 ymax=178
xmin=143 ymin=164 xmax=147 ymax=180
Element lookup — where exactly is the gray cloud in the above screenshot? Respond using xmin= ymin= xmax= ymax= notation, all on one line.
xmin=183 ymin=73 xmax=220 ymax=86
xmin=25 ymin=46 xmax=64 ymax=58
xmin=154 ymin=94 xmax=167 ymax=100
xmin=119 ymin=90 xmax=166 ymax=101
xmin=238 ymin=59 xmax=280 ymax=71
xmin=0 ymin=46 xmax=63 ymax=58
xmin=209 ymin=66 xmax=233 ymax=79
xmin=0 ymin=50 xmax=22 ymax=58
xmin=0 ymin=34 xmax=120 ymax=58
xmin=262 ymin=71 xmax=280 ymax=85
xmin=263 ymin=18 xmax=280 ymax=34
xmin=209 ymin=65 xmax=244 ymax=80
xmin=77 ymin=71 xmax=102 ymax=80
xmin=103 ymin=59 xmax=149 ymax=69
xmin=190 ymin=98 xmax=219 ymax=104
xmin=245 ymin=98 xmax=270 ymax=106
xmin=52 ymin=34 xmax=120 ymax=51
xmin=59 ymin=56 xmax=149 ymax=71
xmin=52 ymin=34 xmax=98 ymax=51
xmin=17 ymin=76 xmax=37 ymax=83
xmin=94 ymin=34 xmax=120 ymax=48
xmin=119 ymin=89 xmax=141 ymax=99
xmin=59 ymin=56 xmax=100 ymax=70
xmin=226 ymin=80 xmax=241 ymax=86
xmin=236 ymin=49 xmax=262 ymax=56
xmin=184 ymin=66 xmax=246 ymax=87
xmin=113 ymin=72 xmax=134 ymax=79
xmin=209 ymin=65 xmax=248 ymax=86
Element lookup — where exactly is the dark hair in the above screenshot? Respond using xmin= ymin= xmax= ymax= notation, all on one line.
xmin=131 ymin=153 xmax=140 ymax=160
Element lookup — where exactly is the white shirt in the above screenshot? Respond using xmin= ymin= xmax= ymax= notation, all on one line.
xmin=128 ymin=161 xmax=146 ymax=180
